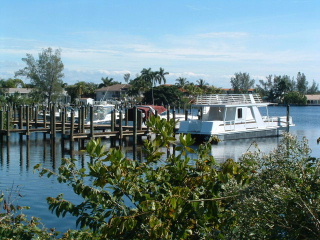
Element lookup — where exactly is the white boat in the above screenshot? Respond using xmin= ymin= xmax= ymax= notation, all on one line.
xmin=85 ymin=101 xmax=117 ymax=124
xmin=178 ymin=94 xmax=294 ymax=141
xmin=159 ymin=110 xmax=199 ymax=121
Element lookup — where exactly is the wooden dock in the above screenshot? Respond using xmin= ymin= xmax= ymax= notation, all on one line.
xmin=0 ymin=104 xmax=150 ymax=143
xmin=0 ymin=104 xmax=193 ymax=145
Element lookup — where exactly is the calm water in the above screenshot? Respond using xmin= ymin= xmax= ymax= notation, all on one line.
xmin=1 ymin=105 xmax=320 ymax=233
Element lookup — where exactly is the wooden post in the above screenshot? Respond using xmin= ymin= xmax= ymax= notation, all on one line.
xmin=81 ymin=106 xmax=85 ymax=133
xmin=185 ymin=110 xmax=188 ymax=121
xmin=125 ymin=108 xmax=129 ymax=126
xmin=26 ymin=105 xmax=30 ymax=136
xmin=173 ymin=108 xmax=176 ymax=134
xmin=64 ymin=106 xmax=68 ymax=123
xmin=51 ymin=104 xmax=56 ymax=139
xmin=111 ymin=110 xmax=115 ymax=132
xmin=70 ymin=110 xmax=75 ymax=142
xmin=22 ymin=105 xmax=25 ymax=121
xmin=33 ymin=106 xmax=37 ymax=128
xmin=133 ymin=106 xmax=137 ymax=146
xmin=19 ymin=106 xmax=23 ymax=129
xmin=0 ymin=110 xmax=3 ymax=131
xmin=132 ymin=107 xmax=137 ymax=161
xmin=13 ymin=105 xmax=17 ymax=121
xmin=43 ymin=108 xmax=47 ymax=129
xmin=6 ymin=110 xmax=10 ymax=137
xmin=113 ymin=109 xmax=117 ymax=128
xmin=78 ymin=108 xmax=82 ymax=133
xmin=119 ymin=110 xmax=123 ymax=140
xmin=62 ymin=111 xmax=66 ymax=136
xmin=90 ymin=105 xmax=94 ymax=139
xmin=30 ymin=103 xmax=34 ymax=121
xmin=286 ymin=104 xmax=290 ymax=132
xmin=137 ymin=110 xmax=142 ymax=130
xmin=167 ymin=105 xmax=170 ymax=121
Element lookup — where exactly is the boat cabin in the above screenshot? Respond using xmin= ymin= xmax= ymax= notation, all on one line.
xmin=178 ymin=94 xmax=293 ymax=140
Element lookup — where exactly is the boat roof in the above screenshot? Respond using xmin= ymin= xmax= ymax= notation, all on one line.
xmin=136 ymin=105 xmax=167 ymax=115
xmin=92 ymin=101 xmax=115 ymax=107
xmin=193 ymin=94 xmax=270 ymax=107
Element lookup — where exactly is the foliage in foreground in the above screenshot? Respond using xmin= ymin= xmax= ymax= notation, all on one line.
xmin=0 ymin=186 xmax=59 ymax=240
xmin=227 ymin=134 xmax=320 ymax=239
xmin=1 ymin=116 xmax=320 ymax=239
xmin=34 ymin=116 xmax=254 ymax=239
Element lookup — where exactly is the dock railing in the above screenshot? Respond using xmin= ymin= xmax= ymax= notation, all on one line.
xmin=195 ymin=94 xmax=263 ymax=105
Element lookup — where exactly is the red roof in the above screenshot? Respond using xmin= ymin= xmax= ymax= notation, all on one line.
xmin=137 ymin=105 xmax=167 ymax=118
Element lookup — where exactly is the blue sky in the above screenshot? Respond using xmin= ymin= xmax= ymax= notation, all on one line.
xmin=1 ymin=0 xmax=319 ymax=88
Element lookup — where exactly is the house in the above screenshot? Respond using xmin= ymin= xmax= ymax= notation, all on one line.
xmin=95 ymin=84 xmax=131 ymax=101
xmin=0 ymin=88 xmax=70 ymax=104
xmin=306 ymin=95 xmax=320 ymax=105
xmin=0 ymin=88 xmax=32 ymax=97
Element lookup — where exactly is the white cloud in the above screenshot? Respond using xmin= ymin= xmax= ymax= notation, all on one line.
xmin=196 ymin=32 xmax=249 ymax=39
xmin=169 ymin=72 xmax=209 ymax=78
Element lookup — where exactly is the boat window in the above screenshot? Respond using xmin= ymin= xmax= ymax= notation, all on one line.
xmin=237 ymin=108 xmax=242 ymax=119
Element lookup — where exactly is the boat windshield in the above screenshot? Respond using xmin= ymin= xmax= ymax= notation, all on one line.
xmin=91 ymin=105 xmax=114 ymax=121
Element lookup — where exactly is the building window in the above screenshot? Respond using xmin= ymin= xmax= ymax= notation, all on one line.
xmin=237 ymin=108 xmax=242 ymax=119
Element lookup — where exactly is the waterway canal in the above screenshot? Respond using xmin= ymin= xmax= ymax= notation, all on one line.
xmin=1 ymin=105 xmax=320 ymax=233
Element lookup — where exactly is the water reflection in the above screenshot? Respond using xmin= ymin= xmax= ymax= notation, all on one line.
xmin=210 ymin=136 xmax=281 ymax=161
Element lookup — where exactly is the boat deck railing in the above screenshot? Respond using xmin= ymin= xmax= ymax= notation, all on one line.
xmin=195 ymin=94 xmax=263 ymax=105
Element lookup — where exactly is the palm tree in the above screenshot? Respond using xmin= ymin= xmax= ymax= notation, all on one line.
xmin=153 ymin=67 xmax=168 ymax=105
xmin=175 ymin=77 xmax=189 ymax=88
xmin=123 ymin=73 xmax=130 ymax=83
xmin=140 ymin=68 xmax=155 ymax=104
xmin=75 ymin=81 xmax=87 ymax=98
xmin=139 ymin=67 xmax=169 ymax=105
xmin=154 ymin=67 xmax=168 ymax=86
xmin=140 ymin=68 xmax=154 ymax=86
xmin=196 ymin=79 xmax=208 ymax=89
xmin=99 ymin=77 xmax=114 ymax=88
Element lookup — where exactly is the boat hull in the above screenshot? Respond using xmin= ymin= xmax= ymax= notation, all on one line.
xmin=189 ymin=127 xmax=283 ymax=142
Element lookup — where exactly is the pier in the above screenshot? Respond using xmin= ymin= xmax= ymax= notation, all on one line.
xmin=0 ymin=104 xmax=191 ymax=143
xmin=0 ymin=105 xmax=147 ymax=140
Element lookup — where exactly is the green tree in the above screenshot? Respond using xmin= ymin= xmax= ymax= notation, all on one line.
xmin=154 ymin=67 xmax=168 ymax=86
xmin=0 ymin=78 xmax=25 ymax=88
xmin=15 ymin=47 xmax=64 ymax=103
xmin=123 ymin=73 xmax=130 ymax=83
xmin=255 ymin=75 xmax=275 ymax=100
xmin=143 ymin=85 xmax=183 ymax=106
xmin=296 ymin=72 xmax=308 ymax=94
xmin=307 ymin=80 xmax=319 ymax=94
xmin=0 ymin=187 xmax=59 ymax=239
xmin=275 ymin=75 xmax=294 ymax=103
xmin=127 ymin=75 xmax=150 ymax=100
xmin=283 ymin=91 xmax=307 ymax=105
xmin=184 ymin=82 xmax=204 ymax=96
xmin=99 ymin=77 xmax=121 ymax=88
xmin=230 ymin=72 xmax=255 ymax=93
xmin=175 ymin=77 xmax=189 ymax=88
xmin=196 ymin=78 xmax=209 ymax=89
xmin=205 ymin=85 xmax=223 ymax=94
xmin=139 ymin=67 xmax=168 ymax=105
xmin=226 ymin=133 xmax=320 ymax=239
xmin=65 ymin=82 xmax=98 ymax=103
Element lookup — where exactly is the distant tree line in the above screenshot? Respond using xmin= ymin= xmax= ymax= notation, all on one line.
xmin=0 ymin=47 xmax=319 ymax=106
xmin=230 ymin=72 xmax=318 ymax=104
